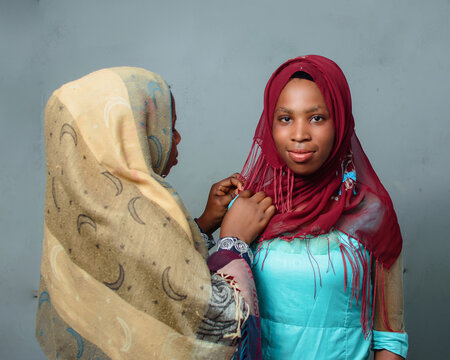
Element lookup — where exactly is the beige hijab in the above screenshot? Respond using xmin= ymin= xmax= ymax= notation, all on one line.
xmin=36 ymin=67 xmax=236 ymax=359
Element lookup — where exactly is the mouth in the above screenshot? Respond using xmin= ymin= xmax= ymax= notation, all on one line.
xmin=287 ymin=149 xmax=314 ymax=163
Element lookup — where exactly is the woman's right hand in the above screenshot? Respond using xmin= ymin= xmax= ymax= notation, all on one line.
xmin=220 ymin=190 xmax=276 ymax=245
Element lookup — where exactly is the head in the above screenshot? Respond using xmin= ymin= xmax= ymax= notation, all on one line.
xmin=119 ymin=69 xmax=180 ymax=177
xmin=272 ymin=72 xmax=335 ymax=176
xmin=255 ymin=55 xmax=355 ymax=178
xmin=161 ymin=92 xmax=181 ymax=176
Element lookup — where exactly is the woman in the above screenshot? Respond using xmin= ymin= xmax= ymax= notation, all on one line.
xmin=36 ymin=67 xmax=273 ymax=359
xmin=226 ymin=55 xmax=408 ymax=359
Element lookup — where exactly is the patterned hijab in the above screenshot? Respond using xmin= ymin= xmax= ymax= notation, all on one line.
xmin=36 ymin=67 xmax=237 ymax=359
xmin=242 ymin=55 xmax=402 ymax=270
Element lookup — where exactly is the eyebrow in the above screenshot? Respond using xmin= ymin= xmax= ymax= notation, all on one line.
xmin=274 ymin=107 xmax=294 ymax=115
xmin=305 ymin=105 xmax=323 ymax=113
xmin=274 ymin=105 xmax=327 ymax=115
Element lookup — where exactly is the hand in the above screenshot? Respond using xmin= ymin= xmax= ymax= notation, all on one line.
xmin=196 ymin=173 xmax=244 ymax=236
xmin=220 ymin=190 xmax=276 ymax=245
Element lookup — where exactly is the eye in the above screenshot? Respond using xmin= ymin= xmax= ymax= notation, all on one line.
xmin=310 ymin=115 xmax=324 ymax=123
xmin=278 ymin=116 xmax=291 ymax=123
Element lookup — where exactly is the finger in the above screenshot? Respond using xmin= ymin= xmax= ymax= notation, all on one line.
xmin=217 ymin=175 xmax=244 ymax=192
xmin=218 ymin=192 xmax=235 ymax=206
xmin=239 ymin=189 xmax=253 ymax=198
xmin=214 ymin=179 xmax=237 ymax=195
xmin=265 ymin=204 xmax=276 ymax=217
xmin=229 ymin=176 xmax=244 ymax=191
xmin=252 ymin=191 xmax=267 ymax=203
xmin=231 ymin=173 xmax=244 ymax=191
xmin=259 ymin=196 xmax=273 ymax=209
xmin=215 ymin=185 xmax=230 ymax=196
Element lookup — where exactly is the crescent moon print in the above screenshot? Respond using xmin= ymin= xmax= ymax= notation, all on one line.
xmin=161 ymin=266 xmax=187 ymax=301
xmin=66 ymin=327 xmax=85 ymax=359
xmin=127 ymin=197 xmax=145 ymax=225
xmin=116 ymin=317 xmax=132 ymax=352
xmin=147 ymin=81 xmax=163 ymax=108
xmin=50 ymin=245 xmax=64 ymax=281
xmin=77 ymin=214 xmax=97 ymax=234
xmin=59 ymin=123 xmax=78 ymax=146
xmin=51 ymin=177 xmax=60 ymax=212
xmin=148 ymin=135 xmax=163 ymax=168
xmin=103 ymin=264 xmax=125 ymax=291
xmin=101 ymin=171 xmax=123 ymax=196
xmin=103 ymin=97 xmax=131 ymax=128
xmin=38 ymin=291 xmax=51 ymax=310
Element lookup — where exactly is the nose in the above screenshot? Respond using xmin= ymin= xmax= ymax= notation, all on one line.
xmin=173 ymin=129 xmax=181 ymax=145
xmin=291 ymin=119 xmax=311 ymax=142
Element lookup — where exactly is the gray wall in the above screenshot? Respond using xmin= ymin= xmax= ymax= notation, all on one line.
xmin=1 ymin=0 xmax=449 ymax=358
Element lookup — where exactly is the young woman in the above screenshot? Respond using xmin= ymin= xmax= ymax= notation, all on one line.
xmin=36 ymin=67 xmax=273 ymax=359
xmin=226 ymin=55 xmax=408 ymax=359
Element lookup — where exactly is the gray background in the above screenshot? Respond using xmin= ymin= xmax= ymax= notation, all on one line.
xmin=1 ymin=0 xmax=449 ymax=359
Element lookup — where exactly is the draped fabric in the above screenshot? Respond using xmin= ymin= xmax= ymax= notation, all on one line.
xmin=241 ymin=55 xmax=403 ymax=334
xmin=36 ymin=67 xmax=241 ymax=359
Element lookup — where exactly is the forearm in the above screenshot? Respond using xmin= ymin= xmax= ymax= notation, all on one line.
xmin=204 ymin=240 xmax=260 ymax=356
xmin=372 ymin=255 xmax=408 ymax=359
xmin=374 ymin=349 xmax=404 ymax=360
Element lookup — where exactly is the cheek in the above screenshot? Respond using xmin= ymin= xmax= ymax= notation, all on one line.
xmin=272 ymin=125 xmax=287 ymax=152
xmin=320 ymin=125 xmax=335 ymax=159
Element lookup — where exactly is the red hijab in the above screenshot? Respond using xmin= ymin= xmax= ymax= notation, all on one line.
xmin=241 ymin=55 xmax=402 ymax=270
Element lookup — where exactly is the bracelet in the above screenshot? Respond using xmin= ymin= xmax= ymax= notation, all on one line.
xmin=217 ymin=237 xmax=254 ymax=267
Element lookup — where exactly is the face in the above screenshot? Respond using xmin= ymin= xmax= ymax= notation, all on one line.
xmin=272 ymin=78 xmax=335 ymax=176
xmin=162 ymin=94 xmax=181 ymax=176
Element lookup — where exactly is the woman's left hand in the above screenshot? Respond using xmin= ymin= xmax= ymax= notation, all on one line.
xmin=196 ymin=173 xmax=244 ymax=237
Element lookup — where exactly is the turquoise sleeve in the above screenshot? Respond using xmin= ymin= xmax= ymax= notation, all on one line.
xmin=372 ymin=330 xmax=408 ymax=358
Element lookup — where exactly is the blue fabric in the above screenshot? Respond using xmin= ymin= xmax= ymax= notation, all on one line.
xmin=252 ymin=230 xmax=378 ymax=359
xmin=372 ymin=330 xmax=408 ymax=358
xmin=232 ymin=315 xmax=261 ymax=360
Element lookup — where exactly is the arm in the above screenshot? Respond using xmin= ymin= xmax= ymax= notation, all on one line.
xmin=374 ymin=350 xmax=404 ymax=360
xmin=372 ymin=254 xmax=408 ymax=359
xmin=200 ymin=191 xmax=275 ymax=357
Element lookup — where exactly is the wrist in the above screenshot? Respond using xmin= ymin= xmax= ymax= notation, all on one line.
xmin=220 ymin=230 xmax=251 ymax=245
xmin=196 ymin=214 xmax=215 ymax=237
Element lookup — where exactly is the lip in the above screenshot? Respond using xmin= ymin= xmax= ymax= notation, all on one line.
xmin=288 ymin=150 xmax=314 ymax=163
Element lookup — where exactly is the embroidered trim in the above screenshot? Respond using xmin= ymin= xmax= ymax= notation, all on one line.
xmin=217 ymin=271 xmax=250 ymax=340
xmin=218 ymin=237 xmax=254 ymax=266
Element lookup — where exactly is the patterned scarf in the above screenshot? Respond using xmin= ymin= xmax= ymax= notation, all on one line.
xmin=36 ymin=67 xmax=238 ymax=359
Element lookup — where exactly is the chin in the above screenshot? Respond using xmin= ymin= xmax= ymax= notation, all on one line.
xmin=289 ymin=165 xmax=318 ymax=177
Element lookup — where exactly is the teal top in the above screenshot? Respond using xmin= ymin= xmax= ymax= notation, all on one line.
xmin=252 ymin=230 xmax=408 ymax=359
